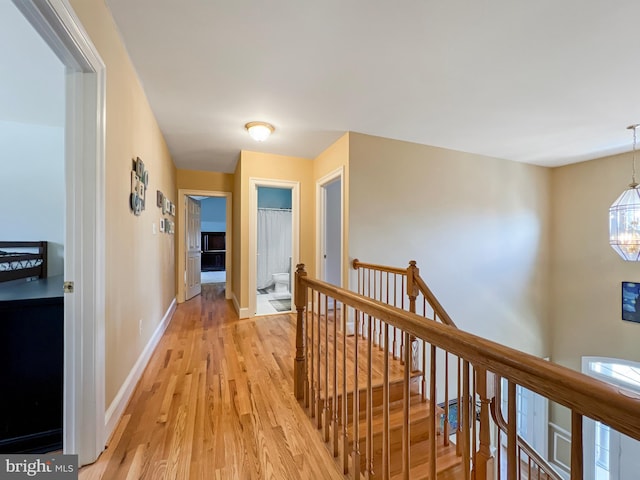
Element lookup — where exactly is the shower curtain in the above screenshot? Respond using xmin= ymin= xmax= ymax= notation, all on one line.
xmin=257 ymin=208 xmax=292 ymax=290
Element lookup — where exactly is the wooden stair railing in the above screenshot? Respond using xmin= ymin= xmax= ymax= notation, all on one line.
xmin=293 ymin=260 xmax=640 ymax=479
xmin=354 ymin=259 xmax=561 ymax=479
xmin=352 ymin=259 xmax=462 ymax=455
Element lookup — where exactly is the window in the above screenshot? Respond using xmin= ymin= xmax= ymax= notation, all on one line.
xmin=583 ymin=357 xmax=640 ymax=480
xmin=499 ymin=379 xmax=548 ymax=455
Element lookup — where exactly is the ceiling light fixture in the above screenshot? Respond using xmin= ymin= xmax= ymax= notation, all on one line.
xmin=245 ymin=121 xmax=274 ymax=142
xmin=609 ymin=124 xmax=640 ymax=261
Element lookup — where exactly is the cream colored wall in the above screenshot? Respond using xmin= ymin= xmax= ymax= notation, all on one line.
xmin=349 ymin=133 xmax=551 ymax=355
xmin=69 ymin=0 xmax=177 ymax=407
xmin=550 ymin=153 xmax=640 ymax=454
xmin=176 ymin=169 xmax=234 ymax=192
xmin=313 ymin=132 xmax=350 ymax=286
xmin=550 ymin=152 xmax=640 ymax=371
xmin=236 ymin=150 xmax=314 ymax=309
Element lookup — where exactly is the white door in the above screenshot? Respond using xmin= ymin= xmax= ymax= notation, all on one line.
xmin=317 ymin=168 xmax=343 ymax=293
xmin=323 ymin=178 xmax=342 ymax=287
xmin=186 ymin=196 xmax=201 ymax=300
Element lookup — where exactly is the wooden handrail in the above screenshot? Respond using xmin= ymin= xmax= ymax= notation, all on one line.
xmin=490 ymin=377 xmax=563 ymax=480
xmin=352 ymin=258 xmax=407 ymax=275
xmin=295 ymin=272 xmax=640 ymax=442
xmin=353 ymin=258 xmax=457 ymax=328
xmin=412 ymin=273 xmax=457 ymax=328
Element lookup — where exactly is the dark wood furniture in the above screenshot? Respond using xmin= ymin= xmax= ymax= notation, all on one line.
xmin=201 ymin=232 xmax=226 ymax=271
xmin=0 ymin=241 xmax=48 ymax=282
xmin=0 ymin=241 xmax=63 ymax=453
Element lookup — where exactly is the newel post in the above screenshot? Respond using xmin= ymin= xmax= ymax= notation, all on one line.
xmin=474 ymin=368 xmax=494 ymax=480
xmin=294 ymin=263 xmax=308 ymax=400
xmin=407 ymin=261 xmax=420 ymax=371
xmin=407 ymin=260 xmax=419 ymax=314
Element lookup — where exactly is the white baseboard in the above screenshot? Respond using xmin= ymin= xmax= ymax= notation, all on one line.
xmin=104 ymin=298 xmax=176 ymax=439
xmin=232 ymin=293 xmax=250 ymax=318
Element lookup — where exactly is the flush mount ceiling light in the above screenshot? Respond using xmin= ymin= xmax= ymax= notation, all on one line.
xmin=245 ymin=121 xmax=274 ymax=142
xmin=609 ymin=124 xmax=640 ymax=261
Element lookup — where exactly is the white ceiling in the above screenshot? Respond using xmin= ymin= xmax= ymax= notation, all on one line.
xmin=104 ymin=0 xmax=640 ymax=173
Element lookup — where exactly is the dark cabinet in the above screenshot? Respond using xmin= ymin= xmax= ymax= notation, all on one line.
xmin=0 ymin=276 xmax=63 ymax=453
xmin=201 ymin=232 xmax=225 ymax=271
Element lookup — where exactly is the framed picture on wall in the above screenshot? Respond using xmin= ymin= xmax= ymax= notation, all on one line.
xmin=622 ymin=282 xmax=640 ymax=323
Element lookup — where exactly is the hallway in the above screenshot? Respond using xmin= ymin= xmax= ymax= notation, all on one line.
xmin=80 ymin=284 xmax=343 ymax=479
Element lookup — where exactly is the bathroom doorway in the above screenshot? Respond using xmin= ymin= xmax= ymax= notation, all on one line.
xmin=249 ymin=178 xmax=299 ymax=316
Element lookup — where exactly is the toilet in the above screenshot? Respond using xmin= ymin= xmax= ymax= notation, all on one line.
xmin=272 ymin=273 xmax=290 ymax=293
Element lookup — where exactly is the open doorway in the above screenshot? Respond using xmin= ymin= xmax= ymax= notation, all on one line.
xmin=8 ymin=0 xmax=106 ymax=465
xmin=317 ymin=167 xmax=344 ymax=289
xmin=183 ymin=195 xmax=228 ymax=300
xmin=256 ymin=187 xmax=292 ymax=315
xmin=199 ymin=197 xmax=227 ymax=286
xmin=0 ymin=1 xmax=66 ymax=454
xmin=177 ymin=190 xmax=232 ymax=303
xmin=249 ymin=178 xmax=299 ymax=317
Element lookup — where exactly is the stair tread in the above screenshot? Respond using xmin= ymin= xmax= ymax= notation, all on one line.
xmin=317 ymin=369 xmax=424 ymax=401
xmin=309 ymin=319 xmax=422 ymax=400
xmin=348 ymin=392 xmax=441 ymax=440
xmin=388 ymin=438 xmax=461 ymax=479
xmin=306 ymin=315 xmax=466 ymax=479
xmin=349 ymin=435 xmax=462 ymax=479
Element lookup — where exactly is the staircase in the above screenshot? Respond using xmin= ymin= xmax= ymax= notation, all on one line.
xmin=345 ymin=381 xmax=462 ymax=479
xmin=292 ymin=259 xmax=640 ymax=480
xmin=303 ymin=306 xmax=464 ymax=479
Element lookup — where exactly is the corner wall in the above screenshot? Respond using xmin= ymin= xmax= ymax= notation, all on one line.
xmin=176 ymin=169 xmax=234 ymax=300
xmin=314 ymin=132 xmax=350 ymax=286
xmin=235 ymin=151 xmax=314 ymax=313
xmin=348 ymin=133 xmax=551 ymax=355
xmin=550 ymin=152 xmax=640 ymax=370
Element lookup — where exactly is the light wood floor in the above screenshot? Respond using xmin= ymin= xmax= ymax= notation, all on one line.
xmin=80 ymin=284 xmax=344 ymax=480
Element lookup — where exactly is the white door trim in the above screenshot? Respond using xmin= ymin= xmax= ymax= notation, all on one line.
xmin=14 ymin=0 xmax=106 ymax=465
xmin=177 ymin=190 xmax=232 ymax=303
xmin=316 ymin=167 xmax=344 ymax=287
xmin=249 ymin=178 xmax=300 ymax=317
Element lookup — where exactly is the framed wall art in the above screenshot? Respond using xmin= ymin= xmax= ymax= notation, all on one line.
xmin=622 ymin=282 xmax=640 ymax=323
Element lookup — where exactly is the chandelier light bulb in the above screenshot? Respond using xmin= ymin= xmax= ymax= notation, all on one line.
xmin=609 ymin=124 xmax=640 ymax=261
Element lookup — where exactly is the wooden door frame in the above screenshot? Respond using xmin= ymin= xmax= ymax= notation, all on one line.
xmin=248 ymin=178 xmax=300 ymax=317
xmin=14 ymin=0 xmax=107 ymax=465
xmin=177 ymin=189 xmax=232 ymax=303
